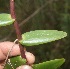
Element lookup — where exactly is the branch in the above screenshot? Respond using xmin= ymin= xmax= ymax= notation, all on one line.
xmin=10 ymin=0 xmax=26 ymax=59
xmin=10 ymin=0 xmax=21 ymax=40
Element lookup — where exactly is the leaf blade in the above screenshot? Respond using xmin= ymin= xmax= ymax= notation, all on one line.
xmin=0 ymin=13 xmax=15 ymax=26
xmin=19 ymin=30 xmax=67 ymax=46
xmin=33 ymin=58 xmax=65 ymax=69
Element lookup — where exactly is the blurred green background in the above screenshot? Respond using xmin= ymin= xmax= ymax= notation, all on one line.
xmin=0 ymin=0 xmax=70 ymax=69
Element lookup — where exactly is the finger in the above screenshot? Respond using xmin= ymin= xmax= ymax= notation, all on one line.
xmin=0 ymin=41 xmax=23 ymax=61
xmin=0 ymin=60 xmax=5 ymax=69
xmin=16 ymin=65 xmax=33 ymax=69
xmin=0 ymin=65 xmax=3 ymax=69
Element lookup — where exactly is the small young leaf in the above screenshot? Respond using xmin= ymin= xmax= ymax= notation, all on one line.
xmin=0 ymin=13 xmax=15 ymax=26
xmin=19 ymin=30 xmax=67 ymax=46
xmin=4 ymin=56 xmax=26 ymax=69
xmin=33 ymin=58 xmax=65 ymax=69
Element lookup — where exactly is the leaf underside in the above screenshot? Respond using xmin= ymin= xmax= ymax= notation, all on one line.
xmin=20 ymin=30 xmax=67 ymax=46
xmin=4 ymin=56 xmax=26 ymax=69
xmin=0 ymin=13 xmax=15 ymax=26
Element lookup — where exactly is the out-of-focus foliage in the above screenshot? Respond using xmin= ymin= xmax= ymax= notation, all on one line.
xmin=0 ymin=0 xmax=70 ymax=69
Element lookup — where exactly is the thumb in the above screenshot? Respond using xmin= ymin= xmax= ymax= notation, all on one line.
xmin=16 ymin=65 xmax=33 ymax=69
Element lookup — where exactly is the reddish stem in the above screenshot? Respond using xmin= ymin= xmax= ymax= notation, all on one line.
xmin=10 ymin=0 xmax=26 ymax=59
xmin=10 ymin=0 xmax=21 ymax=40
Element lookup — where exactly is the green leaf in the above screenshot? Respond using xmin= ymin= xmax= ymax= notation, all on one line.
xmin=19 ymin=30 xmax=67 ymax=46
xmin=4 ymin=56 xmax=26 ymax=69
xmin=0 ymin=13 xmax=15 ymax=26
xmin=33 ymin=58 xmax=65 ymax=69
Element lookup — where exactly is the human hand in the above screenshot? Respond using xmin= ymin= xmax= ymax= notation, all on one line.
xmin=0 ymin=41 xmax=35 ymax=69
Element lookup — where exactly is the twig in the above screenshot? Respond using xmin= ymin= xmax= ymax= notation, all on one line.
xmin=10 ymin=0 xmax=26 ymax=59
xmin=10 ymin=0 xmax=22 ymax=40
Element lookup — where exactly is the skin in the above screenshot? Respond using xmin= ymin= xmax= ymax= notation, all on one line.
xmin=25 ymin=52 xmax=35 ymax=65
xmin=0 ymin=41 xmax=25 ymax=69
xmin=16 ymin=65 xmax=33 ymax=69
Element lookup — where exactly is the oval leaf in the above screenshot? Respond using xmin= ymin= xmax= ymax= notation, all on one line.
xmin=19 ymin=30 xmax=67 ymax=46
xmin=0 ymin=13 xmax=15 ymax=26
xmin=4 ymin=56 xmax=26 ymax=69
xmin=33 ymin=58 xmax=65 ymax=69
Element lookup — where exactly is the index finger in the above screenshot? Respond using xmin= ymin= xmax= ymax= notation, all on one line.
xmin=0 ymin=41 xmax=22 ymax=61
